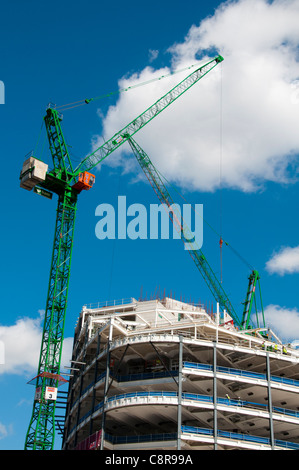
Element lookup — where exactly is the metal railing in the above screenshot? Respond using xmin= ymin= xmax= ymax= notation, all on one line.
xmin=102 ymin=426 xmax=299 ymax=450
xmin=183 ymin=361 xmax=299 ymax=388
xmin=181 ymin=426 xmax=299 ymax=450
xmin=68 ymin=361 xmax=299 ymax=440
xmin=71 ymin=362 xmax=299 ymax=414
xmin=69 ymin=392 xmax=299 ymax=449
xmin=83 ymin=298 xmax=136 ymax=309
xmin=89 ymin=390 xmax=299 ymax=420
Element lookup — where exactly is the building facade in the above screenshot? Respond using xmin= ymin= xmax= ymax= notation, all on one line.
xmin=62 ymin=297 xmax=299 ymax=450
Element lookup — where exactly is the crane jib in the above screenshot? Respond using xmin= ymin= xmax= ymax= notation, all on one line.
xmin=127 ymin=136 xmax=241 ymax=328
xmin=74 ymin=55 xmax=223 ymax=176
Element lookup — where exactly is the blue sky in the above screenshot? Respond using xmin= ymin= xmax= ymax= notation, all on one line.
xmin=1 ymin=0 xmax=299 ymax=450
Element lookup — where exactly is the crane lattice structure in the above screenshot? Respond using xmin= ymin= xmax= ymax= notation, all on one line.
xmin=20 ymin=55 xmax=225 ymax=450
xmin=126 ymin=136 xmax=241 ymax=327
xmin=126 ymin=137 xmax=265 ymax=332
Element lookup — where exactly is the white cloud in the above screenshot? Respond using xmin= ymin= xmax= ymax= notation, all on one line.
xmin=61 ymin=336 xmax=74 ymax=369
xmin=0 ymin=311 xmax=73 ymax=376
xmin=0 ymin=313 xmax=43 ymax=375
xmin=263 ymin=304 xmax=299 ymax=342
xmin=0 ymin=422 xmax=12 ymax=441
xmin=93 ymin=0 xmax=299 ymax=192
xmin=266 ymin=245 xmax=299 ymax=275
xmin=148 ymin=49 xmax=159 ymax=63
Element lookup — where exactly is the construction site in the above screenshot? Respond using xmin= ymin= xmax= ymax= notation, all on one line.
xmin=62 ymin=296 xmax=299 ymax=450
xmin=19 ymin=54 xmax=299 ymax=451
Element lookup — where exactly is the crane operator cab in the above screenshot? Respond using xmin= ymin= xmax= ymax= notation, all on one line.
xmin=72 ymin=172 xmax=95 ymax=192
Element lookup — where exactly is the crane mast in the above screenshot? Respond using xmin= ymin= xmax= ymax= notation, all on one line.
xmin=44 ymin=106 xmax=74 ymax=178
xmin=20 ymin=55 xmax=224 ymax=449
xmin=24 ymin=110 xmax=79 ymax=450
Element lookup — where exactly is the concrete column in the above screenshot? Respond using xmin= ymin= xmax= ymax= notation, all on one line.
xmin=177 ymin=335 xmax=183 ymax=450
xmin=100 ymin=319 xmax=113 ymax=450
xmin=266 ymin=351 xmax=275 ymax=449
xmin=90 ymin=330 xmax=101 ymax=436
xmin=213 ymin=341 xmax=218 ymax=450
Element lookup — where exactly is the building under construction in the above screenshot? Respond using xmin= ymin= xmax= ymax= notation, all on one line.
xmin=62 ymin=296 xmax=299 ymax=451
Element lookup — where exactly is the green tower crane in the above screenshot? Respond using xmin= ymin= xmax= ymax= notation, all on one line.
xmin=20 ymin=55 xmax=224 ymax=450
xmin=241 ymin=269 xmax=265 ymax=330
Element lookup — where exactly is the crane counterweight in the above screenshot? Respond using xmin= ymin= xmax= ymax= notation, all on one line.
xmin=20 ymin=154 xmax=48 ymax=191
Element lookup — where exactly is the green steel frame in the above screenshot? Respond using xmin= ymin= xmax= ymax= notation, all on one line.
xmin=74 ymin=56 xmax=224 ymax=175
xmin=23 ymin=55 xmax=224 ymax=449
xmin=25 ymin=189 xmax=77 ymax=450
xmin=127 ymin=137 xmax=241 ymax=328
xmin=24 ymin=109 xmax=78 ymax=450
xmin=44 ymin=106 xmax=74 ymax=179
